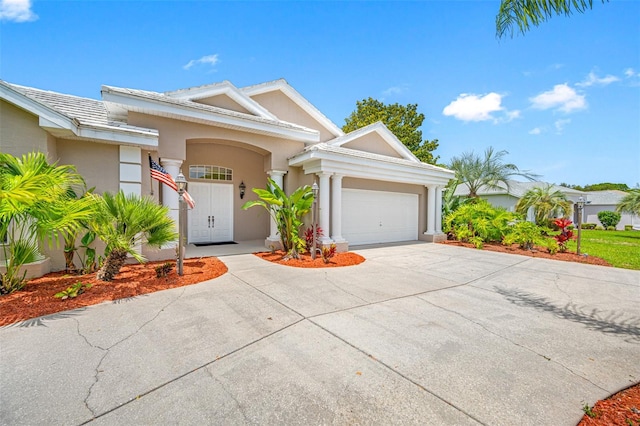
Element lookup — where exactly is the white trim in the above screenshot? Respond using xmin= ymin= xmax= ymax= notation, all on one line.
xmin=327 ymin=122 xmax=419 ymax=163
xmin=242 ymin=79 xmax=344 ymax=138
xmin=165 ymin=80 xmax=279 ymax=120
xmin=102 ymin=88 xmax=320 ymax=143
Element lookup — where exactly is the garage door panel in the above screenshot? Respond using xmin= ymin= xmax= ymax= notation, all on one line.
xmin=343 ymin=189 xmax=418 ymax=245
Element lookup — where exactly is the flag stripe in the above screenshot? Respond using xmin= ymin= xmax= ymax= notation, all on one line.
xmin=149 ymin=156 xmax=196 ymax=209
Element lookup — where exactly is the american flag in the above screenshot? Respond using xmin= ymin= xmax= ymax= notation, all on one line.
xmin=149 ymin=156 xmax=195 ymax=209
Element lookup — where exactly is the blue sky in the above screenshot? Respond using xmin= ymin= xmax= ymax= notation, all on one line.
xmin=2 ymin=0 xmax=639 ymax=187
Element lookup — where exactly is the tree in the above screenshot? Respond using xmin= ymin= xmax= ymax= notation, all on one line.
xmin=558 ymin=182 xmax=630 ymax=192
xmin=515 ymin=185 xmax=572 ymax=225
xmin=597 ymin=211 xmax=621 ymax=229
xmin=616 ymin=189 xmax=640 ymax=216
xmin=449 ymin=147 xmax=539 ymax=198
xmin=0 ymin=152 xmax=96 ymax=293
xmin=342 ymin=98 xmax=440 ymax=164
xmin=242 ymin=178 xmax=314 ymax=260
xmin=496 ymin=0 xmax=607 ymax=38
xmin=89 ymin=191 xmax=177 ymax=282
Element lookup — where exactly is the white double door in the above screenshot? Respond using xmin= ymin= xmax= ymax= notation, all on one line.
xmin=188 ymin=182 xmax=233 ymax=243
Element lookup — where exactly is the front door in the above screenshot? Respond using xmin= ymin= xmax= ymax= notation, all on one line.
xmin=188 ymin=182 xmax=233 ymax=243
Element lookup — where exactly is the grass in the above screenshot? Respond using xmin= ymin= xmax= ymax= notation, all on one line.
xmin=567 ymin=229 xmax=640 ymax=270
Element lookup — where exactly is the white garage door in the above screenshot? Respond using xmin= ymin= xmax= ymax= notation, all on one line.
xmin=342 ymin=189 xmax=419 ymax=245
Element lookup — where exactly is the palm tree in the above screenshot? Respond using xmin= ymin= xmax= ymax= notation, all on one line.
xmin=242 ymin=178 xmax=314 ymax=260
xmin=0 ymin=152 xmax=96 ymax=293
xmin=449 ymin=147 xmax=539 ymax=198
xmin=89 ymin=191 xmax=177 ymax=281
xmin=617 ymin=189 xmax=640 ymax=216
xmin=515 ymin=185 xmax=572 ymax=225
xmin=496 ymin=0 xmax=606 ymax=38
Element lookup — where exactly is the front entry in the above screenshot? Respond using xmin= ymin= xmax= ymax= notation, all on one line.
xmin=188 ymin=182 xmax=234 ymax=243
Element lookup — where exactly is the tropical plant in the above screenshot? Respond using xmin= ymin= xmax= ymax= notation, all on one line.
xmin=597 ymin=210 xmax=621 ymax=229
xmin=321 ymin=244 xmax=337 ymax=264
xmin=242 ymin=178 xmax=314 ymax=260
xmin=54 ymin=282 xmax=91 ymax=300
xmin=444 ymin=199 xmax=517 ymax=248
xmin=496 ymin=0 xmax=607 ymax=38
xmin=617 ymin=189 xmax=640 ymax=216
xmin=0 ymin=152 xmax=96 ymax=294
xmin=155 ymin=262 xmax=174 ymax=278
xmin=515 ymin=185 xmax=572 ymax=226
xmin=553 ymin=218 xmax=574 ymax=252
xmin=449 ymin=147 xmax=539 ymax=198
xmin=88 ymin=191 xmax=177 ymax=282
xmin=62 ymin=186 xmax=96 ymax=274
xmin=342 ymin=97 xmax=440 ymax=164
xmin=503 ymin=221 xmax=548 ymax=250
xmin=304 ymin=226 xmax=324 ymax=254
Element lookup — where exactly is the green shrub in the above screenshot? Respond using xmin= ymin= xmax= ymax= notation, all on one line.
xmin=597 ymin=210 xmax=621 ymax=229
xmin=502 ymin=221 xmax=549 ymax=250
xmin=606 ymin=226 xmax=616 ymax=231
xmin=444 ymin=199 xmax=517 ymax=248
xmin=625 ymin=225 xmax=634 ymax=231
xmin=595 ymin=225 xmax=604 ymax=230
xmin=581 ymin=223 xmax=597 ymax=230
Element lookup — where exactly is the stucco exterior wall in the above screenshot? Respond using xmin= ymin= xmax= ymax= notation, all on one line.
xmin=127 ymin=112 xmax=305 ymax=171
xmin=249 ymin=91 xmax=336 ymax=142
xmin=585 ymin=205 xmax=637 ymax=230
xmin=0 ymin=100 xmax=50 ymax=157
xmin=56 ymin=139 xmax=120 ymax=194
xmin=481 ymin=194 xmax=519 ymax=212
xmin=342 ymin=133 xmax=402 ymax=158
xmin=185 ymin=142 xmax=269 ymax=241
xmin=195 ymin=95 xmax=252 ymax=114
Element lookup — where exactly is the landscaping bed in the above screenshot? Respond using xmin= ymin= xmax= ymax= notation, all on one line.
xmin=255 ymin=250 xmax=365 ymax=268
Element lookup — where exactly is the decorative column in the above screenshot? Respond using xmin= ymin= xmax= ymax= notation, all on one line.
xmin=425 ymin=184 xmax=436 ymax=235
xmin=161 ymin=158 xmax=183 ymax=247
xmin=435 ymin=186 xmax=443 ymax=233
xmin=266 ymin=170 xmax=286 ymax=247
xmin=331 ymin=174 xmax=345 ymax=243
xmin=317 ymin=172 xmax=332 ymax=243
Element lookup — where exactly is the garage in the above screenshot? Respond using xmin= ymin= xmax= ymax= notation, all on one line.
xmin=342 ymin=188 xmax=419 ymax=245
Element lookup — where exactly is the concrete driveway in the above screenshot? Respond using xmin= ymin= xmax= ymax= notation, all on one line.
xmin=1 ymin=243 xmax=638 ymax=425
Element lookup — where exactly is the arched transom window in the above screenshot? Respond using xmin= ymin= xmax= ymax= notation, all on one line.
xmin=189 ymin=165 xmax=233 ymax=181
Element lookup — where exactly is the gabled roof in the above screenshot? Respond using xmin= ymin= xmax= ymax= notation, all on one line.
xmin=241 ymin=79 xmax=344 ymax=138
xmin=164 ymin=80 xmax=278 ymax=120
xmin=327 ymin=121 xmax=419 ymax=163
xmin=289 ymin=142 xmax=453 ymax=186
xmin=584 ymin=190 xmax=628 ymax=205
xmin=0 ymin=81 xmax=158 ymax=147
xmin=454 ymin=180 xmax=586 ymax=198
xmin=101 ymin=85 xmax=320 ymax=143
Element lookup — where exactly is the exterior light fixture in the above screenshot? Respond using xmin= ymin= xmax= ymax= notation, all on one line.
xmin=239 ymin=181 xmax=246 ymax=199
xmin=311 ymin=182 xmax=319 ymax=260
xmin=175 ymin=171 xmax=188 ymax=276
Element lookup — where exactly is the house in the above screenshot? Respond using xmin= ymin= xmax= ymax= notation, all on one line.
xmin=0 ymin=78 xmax=454 ymax=274
xmin=582 ymin=190 xmax=639 ymax=230
xmin=453 ymin=180 xmax=586 ymax=222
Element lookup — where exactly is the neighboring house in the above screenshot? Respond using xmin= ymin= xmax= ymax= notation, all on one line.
xmin=453 ymin=180 xmax=586 ymax=222
xmin=0 ymin=79 xmax=454 ymax=274
xmin=582 ymin=190 xmax=639 ymax=230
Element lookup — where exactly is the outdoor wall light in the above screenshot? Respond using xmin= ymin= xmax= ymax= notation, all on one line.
xmin=239 ymin=181 xmax=246 ymax=199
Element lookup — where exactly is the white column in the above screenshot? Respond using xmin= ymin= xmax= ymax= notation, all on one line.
xmin=331 ymin=174 xmax=345 ymax=242
xmin=317 ymin=172 xmax=333 ymax=243
xmin=266 ymin=170 xmax=286 ymax=244
xmin=425 ymin=184 xmax=436 ymax=235
xmin=435 ymin=186 xmax=443 ymax=233
xmin=160 ymin=158 xmax=183 ymax=247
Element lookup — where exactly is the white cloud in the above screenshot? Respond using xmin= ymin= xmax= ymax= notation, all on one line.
xmin=555 ymin=118 xmax=571 ymax=134
xmin=529 ymin=127 xmax=542 ymax=135
xmin=530 ymin=84 xmax=587 ymax=113
xmin=382 ymin=85 xmax=408 ymax=97
xmin=624 ymin=68 xmax=639 ymax=78
xmin=504 ymin=110 xmax=521 ymax=122
xmin=577 ymin=71 xmax=620 ymax=87
xmin=442 ymin=92 xmax=505 ymax=122
xmin=183 ymin=54 xmax=219 ymax=71
xmin=0 ymin=0 xmax=37 ymax=22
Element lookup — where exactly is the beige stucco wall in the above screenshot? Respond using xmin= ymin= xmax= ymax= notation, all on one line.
xmin=127 ymin=112 xmax=305 ymax=171
xmin=0 ymin=100 xmax=50 ymax=157
xmin=185 ymin=141 xmax=270 ymax=241
xmin=55 ymin=139 xmax=119 ymax=194
xmin=250 ymin=91 xmax=336 ymax=142
xmin=195 ymin=94 xmax=252 ymax=115
xmin=342 ymin=133 xmax=402 ymax=158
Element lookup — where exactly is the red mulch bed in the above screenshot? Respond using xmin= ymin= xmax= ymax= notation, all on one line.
xmin=577 ymin=384 xmax=640 ymax=425
xmin=441 ymin=240 xmax=611 ymax=267
xmin=0 ymin=257 xmax=227 ymax=327
xmin=255 ymin=250 xmax=365 ymax=268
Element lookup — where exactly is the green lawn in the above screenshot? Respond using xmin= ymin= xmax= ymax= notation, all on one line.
xmin=566 ymin=229 xmax=640 ymax=270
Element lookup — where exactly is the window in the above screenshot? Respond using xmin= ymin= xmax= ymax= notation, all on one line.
xmin=189 ymin=165 xmax=233 ymax=182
